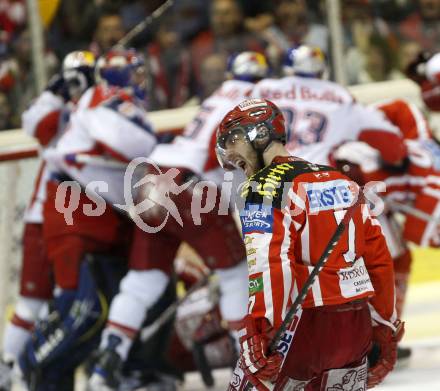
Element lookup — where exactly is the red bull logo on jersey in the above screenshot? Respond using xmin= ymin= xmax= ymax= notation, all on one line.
xmin=258 ymin=86 xmax=345 ymax=104
xmin=240 ymin=204 xmax=273 ymax=233
xmin=305 ymin=180 xmax=355 ymax=213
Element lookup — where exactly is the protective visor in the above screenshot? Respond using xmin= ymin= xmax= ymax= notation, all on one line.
xmin=215 ymin=123 xmax=271 ymax=170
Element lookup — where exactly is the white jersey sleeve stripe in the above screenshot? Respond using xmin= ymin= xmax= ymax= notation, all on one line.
xmin=281 ymin=212 xmax=293 ymax=320
xmin=408 ymin=102 xmax=429 ymax=139
xmin=309 ymin=265 xmax=324 ymax=307
xmin=300 ymin=216 xmax=311 ymax=265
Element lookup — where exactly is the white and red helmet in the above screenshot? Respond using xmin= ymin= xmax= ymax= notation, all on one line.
xmin=216 ymin=99 xmax=286 ymax=170
xmin=62 ymin=50 xmax=96 ymax=102
xmin=282 ymin=45 xmax=327 ymax=78
xmin=226 ymin=51 xmax=270 ymax=82
xmin=418 ymin=53 xmax=440 ymax=112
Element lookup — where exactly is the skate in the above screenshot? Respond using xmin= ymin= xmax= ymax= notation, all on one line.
xmin=88 ymin=348 xmax=123 ymax=391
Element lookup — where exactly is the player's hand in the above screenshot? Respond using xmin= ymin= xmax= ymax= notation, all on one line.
xmin=239 ymin=315 xmax=283 ymax=389
xmin=367 ymin=320 xmax=405 ymax=389
xmin=330 ymin=141 xmax=381 ymax=184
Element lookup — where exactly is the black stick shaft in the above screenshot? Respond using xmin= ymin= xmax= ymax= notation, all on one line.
xmin=116 ymin=0 xmax=174 ymax=47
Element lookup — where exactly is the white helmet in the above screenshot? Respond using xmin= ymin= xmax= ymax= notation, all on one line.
xmin=282 ymin=45 xmax=326 ymax=78
xmin=62 ymin=50 xmax=96 ymax=102
xmin=426 ymin=52 xmax=440 ymax=84
xmin=226 ymin=51 xmax=270 ymax=82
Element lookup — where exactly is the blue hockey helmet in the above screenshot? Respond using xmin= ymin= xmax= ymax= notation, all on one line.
xmin=96 ymin=48 xmax=147 ymax=102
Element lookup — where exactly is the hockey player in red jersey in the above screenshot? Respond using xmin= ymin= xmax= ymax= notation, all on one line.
xmin=334 ymin=137 xmax=440 ymax=300
xmin=253 ymin=45 xmax=414 ymax=362
xmin=13 ymin=49 xmax=153 ymax=391
xmin=262 ymin=45 xmax=429 ymax=367
xmin=406 ymin=51 xmax=440 ymax=113
xmin=333 ymin=51 xmax=440 ymax=341
xmin=365 ymin=78 xmax=438 ymax=324
xmin=216 ymin=98 xmax=404 ymax=391
xmin=328 ymin=50 xmax=440 ymax=362
xmin=0 ymin=51 xmax=96 ymax=388
xmin=87 ymin=51 xmax=270 ymax=391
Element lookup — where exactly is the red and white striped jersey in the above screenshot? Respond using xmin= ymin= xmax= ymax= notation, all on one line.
xmin=364 ymin=139 xmax=440 ymax=247
xmin=44 ymin=84 xmax=156 ymax=206
xmin=240 ymin=156 xmax=396 ymax=330
xmin=251 ymin=76 xmax=406 ymax=166
xmin=372 ymin=99 xmax=433 ymax=140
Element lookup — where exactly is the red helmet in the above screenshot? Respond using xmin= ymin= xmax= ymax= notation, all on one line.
xmin=216 ymin=99 xmax=286 ymax=170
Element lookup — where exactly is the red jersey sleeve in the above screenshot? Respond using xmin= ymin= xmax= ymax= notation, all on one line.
xmin=21 ymin=91 xmax=64 ymax=147
xmin=377 ymin=99 xmax=432 ymax=140
xmin=361 ymin=204 xmax=397 ymax=328
xmin=401 ymin=141 xmax=440 ymax=246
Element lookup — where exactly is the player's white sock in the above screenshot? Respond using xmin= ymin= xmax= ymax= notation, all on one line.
xmin=100 ymin=269 xmax=170 ymax=360
xmin=215 ymin=261 xmax=248 ymax=348
xmin=2 ymin=297 xmax=46 ymax=363
xmin=215 ymin=260 xmax=248 ymax=322
xmin=3 ymin=323 xmax=32 ymax=363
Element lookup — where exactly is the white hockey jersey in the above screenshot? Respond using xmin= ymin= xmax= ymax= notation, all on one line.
xmin=44 ymin=85 xmax=157 ymax=206
xmin=149 ymin=79 xmax=253 ymax=184
xmin=21 ymin=91 xmax=71 ymax=223
xmin=252 ymin=76 xmax=406 ymax=165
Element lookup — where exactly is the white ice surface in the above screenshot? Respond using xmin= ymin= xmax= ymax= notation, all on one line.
xmin=182 ymin=338 xmax=440 ymax=390
xmin=12 ymin=282 xmax=440 ymax=390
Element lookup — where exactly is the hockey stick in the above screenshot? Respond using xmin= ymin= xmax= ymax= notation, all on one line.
xmin=70 ymin=153 xmax=128 ymax=169
xmin=140 ymin=271 xmax=214 ymax=342
xmin=116 ymin=0 xmax=174 ymax=48
xmin=237 ymin=194 xmax=364 ymax=391
xmin=387 ymin=200 xmax=440 ymax=225
xmin=268 ymin=195 xmax=363 ymax=352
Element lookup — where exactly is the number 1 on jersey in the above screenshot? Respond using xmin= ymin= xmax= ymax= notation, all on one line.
xmin=333 ymin=209 xmax=356 ymax=264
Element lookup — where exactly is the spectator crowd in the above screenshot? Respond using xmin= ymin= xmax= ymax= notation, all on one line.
xmin=1 ymin=0 xmax=440 ymax=130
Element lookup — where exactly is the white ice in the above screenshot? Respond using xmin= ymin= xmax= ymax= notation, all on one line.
xmin=12 ymin=282 xmax=440 ymax=390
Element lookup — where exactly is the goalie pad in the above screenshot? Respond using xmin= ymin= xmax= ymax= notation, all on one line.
xmin=17 ymin=256 xmax=118 ymax=388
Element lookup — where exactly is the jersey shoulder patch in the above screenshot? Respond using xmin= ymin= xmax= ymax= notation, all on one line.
xmin=241 ymin=158 xmax=337 ymax=209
